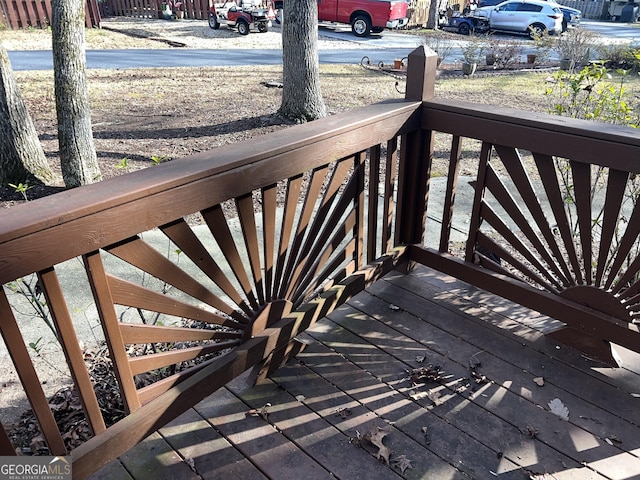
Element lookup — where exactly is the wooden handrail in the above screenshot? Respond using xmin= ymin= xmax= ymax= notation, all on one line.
xmin=422 ymin=99 xmax=640 ymax=170
xmin=415 ymin=95 xmax=640 ymax=359
xmin=0 ymin=100 xmax=421 ymax=285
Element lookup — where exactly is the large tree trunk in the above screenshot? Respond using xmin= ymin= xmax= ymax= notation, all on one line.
xmin=0 ymin=44 xmax=55 ymax=186
xmin=278 ymin=0 xmax=327 ymax=122
xmin=52 ymin=0 xmax=102 ymax=187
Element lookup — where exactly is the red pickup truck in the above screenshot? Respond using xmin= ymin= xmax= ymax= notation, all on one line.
xmin=273 ymin=0 xmax=409 ymax=37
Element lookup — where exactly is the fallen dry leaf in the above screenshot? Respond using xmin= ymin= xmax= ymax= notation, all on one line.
xmin=608 ymin=435 xmax=622 ymax=444
xmin=548 ymin=398 xmax=569 ymax=421
xmin=409 ymin=391 xmax=428 ymax=401
xmin=335 ymin=407 xmax=353 ymax=419
xmin=391 ymin=454 xmax=414 ymax=474
xmin=427 ymin=390 xmax=443 ymax=406
xmin=247 ymin=402 xmax=272 ymax=421
xmin=533 ymin=377 xmax=545 ymax=387
xmin=469 ymin=352 xmax=483 ymax=369
xmin=364 ymin=428 xmax=391 ymax=465
xmin=409 ymin=365 xmax=444 ymax=384
xmin=421 ymin=426 xmax=431 ymax=444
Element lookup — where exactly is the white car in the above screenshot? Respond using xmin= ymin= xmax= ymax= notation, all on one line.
xmin=475 ymin=0 xmax=563 ymax=38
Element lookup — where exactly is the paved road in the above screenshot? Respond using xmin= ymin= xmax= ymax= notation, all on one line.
xmin=7 ymin=48 xmax=416 ymax=71
xmin=7 ymin=19 xmax=637 ymax=71
xmin=577 ymin=19 xmax=640 ymax=41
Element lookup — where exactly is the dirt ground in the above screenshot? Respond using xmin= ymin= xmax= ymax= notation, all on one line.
xmin=0 ymin=18 xmax=409 ymax=206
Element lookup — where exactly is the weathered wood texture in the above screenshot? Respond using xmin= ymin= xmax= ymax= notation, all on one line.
xmin=91 ymin=265 xmax=640 ymax=480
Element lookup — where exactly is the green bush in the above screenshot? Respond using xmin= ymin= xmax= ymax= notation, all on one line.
xmin=545 ymin=62 xmax=639 ymax=128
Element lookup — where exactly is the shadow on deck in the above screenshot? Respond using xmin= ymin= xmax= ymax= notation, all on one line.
xmin=92 ymin=266 xmax=640 ymax=480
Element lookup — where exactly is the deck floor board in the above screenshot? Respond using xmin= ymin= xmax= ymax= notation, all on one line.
xmin=89 ymin=267 xmax=640 ymax=480
xmin=310 ymin=302 xmax=599 ymax=479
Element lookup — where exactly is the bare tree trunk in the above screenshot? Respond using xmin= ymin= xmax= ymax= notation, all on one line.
xmin=278 ymin=0 xmax=327 ymax=122
xmin=52 ymin=0 xmax=102 ymax=187
xmin=426 ymin=0 xmax=440 ymax=29
xmin=0 ymin=44 xmax=55 ymax=186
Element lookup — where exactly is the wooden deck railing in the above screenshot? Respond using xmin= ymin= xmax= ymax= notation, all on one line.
xmin=409 ymin=96 xmax=640 ymax=364
xmin=1 ymin=46 xmax=639 ymax=477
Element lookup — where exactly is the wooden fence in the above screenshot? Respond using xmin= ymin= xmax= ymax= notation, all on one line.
xmin=0 ymin=0 xmax=101 ymax=29
xmin=558 ymin=0 xmax=609 ymax=19
xmin=101 ymin=0 xmax=211 ymax=20
xmin=0 ymin=0 xmax=212 ymax=29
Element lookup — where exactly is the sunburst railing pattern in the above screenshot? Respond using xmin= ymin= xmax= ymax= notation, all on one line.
xmin=80 ymin=150 xmax=402 ymax=414
xmin=415 ymin=99 xmax=640 ymax=357
xmin=470 ymin=143 xmax=640 ymax=326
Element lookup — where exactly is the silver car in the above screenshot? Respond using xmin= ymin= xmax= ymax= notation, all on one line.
xmin=475 ymin=0 xmax=563 ymax=38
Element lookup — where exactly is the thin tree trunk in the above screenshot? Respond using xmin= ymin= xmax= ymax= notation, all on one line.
xmin=0 ymin=44 xmax=55 ymax=186
xmin=426 ymin=0 xmax=440 ymax=29
xmin=278 ymin=0 xmax=327 ymax=122
xmin=52 ymin=0 xmax=102 ymax=187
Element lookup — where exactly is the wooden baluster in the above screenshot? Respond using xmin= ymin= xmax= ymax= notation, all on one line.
xmin=262 ymin=183 xmax=278 ymax=303
xmin=382 ymin=137 xmax=398 ymax=255
xmin=439 ymin=135 xmax=463 ymax=253
xmin=0 ymin=420 xmax=15 ymax=455
xmin=0 ymin=288 xmax=67 ymax=455
xmin=465 ymin=141 xmax=492 ymax=263
xmin=367 ymin=144 xmax=381 ymax=263
xmin=83 ymin=251 xmax=141 ymax=413
xmin=37 ymin=267 xmax=106 ymax=435
xmin=355 ymin=151 xmax=366 ymax=269
xmin=237 ymin=193 xmax=266 ymax=305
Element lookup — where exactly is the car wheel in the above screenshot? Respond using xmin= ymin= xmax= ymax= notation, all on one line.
xmin=238 ymin=20 xmax=250 ymax=35
xmin=208 ymin=14 xmax=220 ymax=30
xmin=458 ymin=22 xmax=471 ymax=35
xmin=351 ymin=15 xmax=372 ymax=37
xmin=528 ymin=23 xmax=546 ymax=39
xmin=258 ymin=22 xmax=268 ymax=33
xmin=562 ymin=19 xmax=568 ymax=32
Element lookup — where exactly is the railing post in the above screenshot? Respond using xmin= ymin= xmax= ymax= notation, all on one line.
xmin=405 ymin=45 xmax=437 ymax=102
xmin=396 ymin=46 xmax=437 ymax=249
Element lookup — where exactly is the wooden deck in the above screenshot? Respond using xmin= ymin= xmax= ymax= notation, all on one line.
xmin=88 ymin=266 xmax=640 ymax=480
